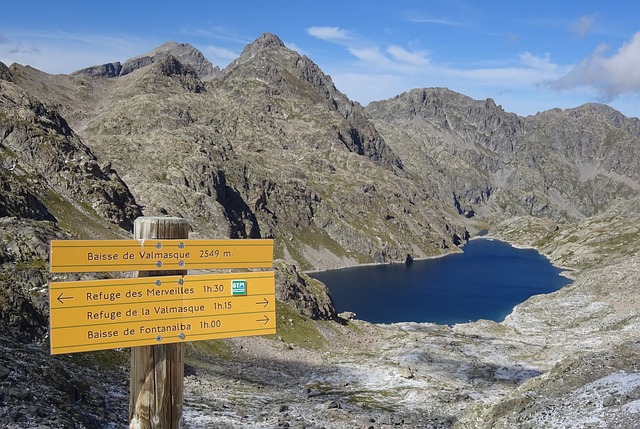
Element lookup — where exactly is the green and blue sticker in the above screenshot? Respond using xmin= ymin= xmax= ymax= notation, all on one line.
xmin=231 ymin=279 xmax=247 ymax=296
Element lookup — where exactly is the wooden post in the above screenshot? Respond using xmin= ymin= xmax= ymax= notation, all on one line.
xmin=129 ymin=217 xmax=189 ymax=429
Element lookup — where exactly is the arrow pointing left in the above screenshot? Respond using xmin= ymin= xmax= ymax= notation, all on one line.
xmin=57 ymin=292 xmax=73 ymax=304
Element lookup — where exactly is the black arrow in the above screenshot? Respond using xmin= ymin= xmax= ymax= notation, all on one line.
xmin=256 ymin=297 xmax=269 ymax=308
xmin=57 ymin=292 xmax=73 ymax=304
xmin=256 ymin=315 xmax=270 ymax=325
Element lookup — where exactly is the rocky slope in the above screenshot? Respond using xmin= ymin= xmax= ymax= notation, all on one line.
xmin=0 ymin=68 xmax=141 ymax=231
xmin=366 ymin=88 xmax=640 ymax=224
xmin=450 ymin=196 xmax=640 ymax=428
xmin=1 ymin=33 xmax=639 ymax=428
xmin=10 ymin=33 xmax=467 ymax=271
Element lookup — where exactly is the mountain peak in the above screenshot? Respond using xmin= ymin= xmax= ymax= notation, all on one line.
xmin=73 ymin=41 xmax=218 ymax=80
xmin=250 ymin=33 xmax=286 ymax=49
xmin=236 ymin=33 xmax=286 ymax=59
xmin=223 ymin=32 xmax=293 ymax=76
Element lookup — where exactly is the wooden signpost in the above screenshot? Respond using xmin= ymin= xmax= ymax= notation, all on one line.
xmin=48 ymin=217 xmax=275 ymax=428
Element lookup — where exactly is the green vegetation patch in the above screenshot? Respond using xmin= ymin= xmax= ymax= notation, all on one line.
xmin=187 ymin=338 xmax=235 ymax=361
xmin=274 ymin=300 xmax=326 ymax=350
xmin=68 ymin=348 xmax=130 ymax=371
xmin=16 ymin=259 xmax=47 ymax=271
xmin=301 ymin=223 xmax=370 ymax=261
xmin=346 ymin=390 xmax=399 ymax=412
xmin=280 ymin=223 xmax=372 ymax=270
xmin=44 ymin=189 xmax=125 ymax=239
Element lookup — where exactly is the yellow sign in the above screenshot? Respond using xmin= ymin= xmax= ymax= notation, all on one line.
xmin=49 ymin=272 xmax=275 ymax=354
xmin=50 ymin=239 xmax=274 ymax=273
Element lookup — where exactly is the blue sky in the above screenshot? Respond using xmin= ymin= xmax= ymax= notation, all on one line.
xmin=2 ymin=1 xmax=640 ymax=118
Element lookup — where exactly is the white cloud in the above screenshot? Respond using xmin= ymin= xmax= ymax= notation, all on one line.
xmin=519 ymin=52 xmax=558 ymax=73
xmin=308 ymin=26 xmax=430 ymax=70
xmin=307 ymin=26 xmax=351 ymax=43
xmin=326 ymin=50 xmax=567 ymax=107
xmin=455 ymin=65 xmax=561 ymax=87
xmin=182 ymin=26 xmax=250 ymax=45
xmin=308 ymin=24 xmax=562 ymax=87
xmin=346 ymin=46 xmax=433 ymax=74
xmin=386 ymin=45 xmax=430 ymax=66
xmin=404 ymin=13 xmax=466 ymax=27
xmin=307 ymin=24 xmax=567 ymax=108
xmin=348 ymin=47 xmax=388 ymax=64
xmin=330 ymin=72 xmax=408 ymax=104
xmin=547 ymin=31 xmax=640 ymax=100
xmin=570 ymin=14 xmax=597 ymax=38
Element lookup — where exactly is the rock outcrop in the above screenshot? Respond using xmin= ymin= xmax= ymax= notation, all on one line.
xmin=0 ymin=76 xmax=142 ymax=230
xmin=275 ymin=260 xmax=338 ymax=321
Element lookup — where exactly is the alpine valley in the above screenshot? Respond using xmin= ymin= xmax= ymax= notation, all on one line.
xmin=1 ymin=33 xmax=639 ymax=428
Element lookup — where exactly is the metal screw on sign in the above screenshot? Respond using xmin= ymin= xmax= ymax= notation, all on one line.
xmin=155 ymin=242 xmax=162 ymax=249
xmin=156 ymin=335 xmax=162 ymax=342
xmin=177 ymin=278 xmax=184 ymax=285
xmin=178 ymin=260 xmax=185 ymax=267
xmin=178 ymin=242 xmax=185 ymax=249
xmin=155 ymin=280 xmax=162 ymax=286
xmin=178 ymin=333 xmax=185 ymax=340
xmin=156 ymin=261 xmax=162 ymax=268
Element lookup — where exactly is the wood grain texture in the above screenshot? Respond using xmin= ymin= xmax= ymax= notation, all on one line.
xmin=129 ymin=217 xmax=188 ymax=429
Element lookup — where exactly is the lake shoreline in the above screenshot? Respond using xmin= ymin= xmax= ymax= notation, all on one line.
xmin=304 ymin=235 xmax=572 ymax=279
xmin=309 ymin=238 xmax=572 ymax=325
xmin=479 ymin=235 xmax=578 ymax=280
xmin=302 ymin=247 xmax=461 ymax=274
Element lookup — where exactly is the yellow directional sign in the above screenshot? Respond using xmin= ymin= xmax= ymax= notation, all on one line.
xmin=50 ymin=311 xmax=276 ymax=354
xmin=49 ymin=272 xmax=274 ymax=311
xmin=49 ymin=272 xmax=276 ymax=354
xmin=50 ymin=239 xmax=274 ymax=273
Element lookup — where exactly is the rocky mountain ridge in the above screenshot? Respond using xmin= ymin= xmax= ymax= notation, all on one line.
xmin=72 ymin=41 xmax=220 ymax=80
xmin=11 ymin=33 xmax=467 ymax=271
xmin=366 ymin=88 xmax=640 ymax=224
xmin=1 ymin=33 xmax=639 ymax=428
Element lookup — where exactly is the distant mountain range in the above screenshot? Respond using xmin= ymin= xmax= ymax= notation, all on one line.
xmin=3 ymin=33 xmax=638 ymax=273
xmin=2 ymin=32 xmax=640 ymax=427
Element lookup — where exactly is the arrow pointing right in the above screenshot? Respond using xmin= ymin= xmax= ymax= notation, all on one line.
xmin=256 ymin=297 xmax=269 ymax=308
xmin=256 ymin=315 xmax=270 ymax=325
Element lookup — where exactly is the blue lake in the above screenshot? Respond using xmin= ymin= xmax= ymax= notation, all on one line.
xmin=309 ymin=238 xmax=572 ymax=325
